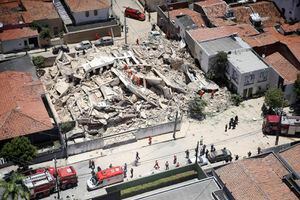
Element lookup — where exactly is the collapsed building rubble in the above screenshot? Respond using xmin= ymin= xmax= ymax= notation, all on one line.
xmin=40 ymin=36 xmax=232 ymax=145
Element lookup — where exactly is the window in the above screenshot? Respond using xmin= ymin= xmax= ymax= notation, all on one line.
xmin=94 ymin=10 xmax=98 ymax=16
xmin=85 ymin=11 xmax=89 ymax=17
xmin=244 ymin=74 xmax=255 ymax=86
xmin=258 ymin=71 xmax=268 ymax=82
xmin=232 ymin=69 xmax=239 ymax=84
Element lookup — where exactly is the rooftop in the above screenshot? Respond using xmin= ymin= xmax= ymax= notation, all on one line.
xmin=264 ymin=52 xmax=299 ymax=84
xmin=21 ymin=0 xmax=60 ymax=23
xmin=215 ymin=153 xmax=298 ymax=200
xmin=228 ymin=49 xmax=269 ymax=73
xmin=280 ymin=143 xmax=300 ymax=174
xmin=188 ymin=24 xmax=258 ymax=42
xmin=0 ymin=71 xmax=53 ymax=141
xmin=199 ymin=36 xmax=250 ymax=56
xmin=280 ymin=22 xmax=300 ymax=34
xmin=65 ymin=0 xmax=110 ymax=13
xmin=0 ymin=13 xmax=24 ymax=26
xmin=169 ymin=8 xmax=206 ymax=28
xmin=0 ymin=27 xmax=38 ymax=41
xmin=126 ymin=177 xmax=227 ymax=200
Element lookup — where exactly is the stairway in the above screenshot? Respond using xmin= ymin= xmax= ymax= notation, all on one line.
xmin=53 ymin=0 xmax=73 ymax=25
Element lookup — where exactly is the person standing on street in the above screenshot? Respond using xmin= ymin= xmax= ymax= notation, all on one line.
xmin=225 ymin=124 xmax=228 ymax=132
xmin=148 ymin=136 xmax=152 ymax=145
xmin=136 ymin=152 xmax=140 ymax=161
xmin=185 ymin=149 xmax=190 ymax=159
xmin=154 ymin=160 xmax=160 ymax=169
xmin=173 ymin=155 xmax=177 ymax=165
xmin=257 ymin=147 xmax=261 ymax=154
xmin=165 ymin=161 xmax=169 ymax=170
xmin=130 ymin=168 xmax=133 ymax=178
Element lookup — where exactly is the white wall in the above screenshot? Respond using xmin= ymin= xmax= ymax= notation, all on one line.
xmin=72 ymin=8 xmax=109 ymax=25
xmin=272 ymin=0 xmax=300 ymax=22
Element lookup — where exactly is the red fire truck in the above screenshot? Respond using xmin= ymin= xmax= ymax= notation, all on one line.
xmin=86 ymin=166 xmax=124 ymax=191
xmin=22 ymin=166 xmax=78 ymax=199
xmin=262 ymin=115 xmax=300 ymax=136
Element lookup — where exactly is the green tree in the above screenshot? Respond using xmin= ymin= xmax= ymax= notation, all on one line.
xmin=264 ymin=88 xmax=286 ymax=109
xmin=32 ymin=56 xmax=45 ymax=68
xmin=188 ymin=96 xmax=207 ymax=119
xmin=0 ymin=172 xmax=30 ymax=200
xmin=0 ymin=137 xmax=37 ymax=168
xmin=294 ymin=73 xmax=300 ymax=99
xmin=231 ymin=94 xmax=243 ymax=106
xmin=207 ymin=51 xmax=228 ymax=80
xmin=39 ymin=27 xmax=51 ymax=40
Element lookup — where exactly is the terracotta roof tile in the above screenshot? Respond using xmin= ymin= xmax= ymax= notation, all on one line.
xmin=169 ymin=8 xmax=206 ymax=28
xmin=0 ymin=13 xmax=24 ymax=25
xmin=280 ymin=22 xmax=300 ymax=33
xmin=0 ymin=71 xmax=53 ymax=141
xmin=242 ymin=33 xmax=279 ymax=47
xmin=65 ymin=0 xmax=110 ymax=13
xmin=264 ymin=52 xmax=299 ymax=84
xmin=21 ymin=0 xmax=60 ymax=23
xmin=188 ymin=24 xmax=258 ymax=42
xmin=215 ymin=153 xmax=298 ymax=200
xmin=0 ymin=27 xmax=38 ymax=41
xmin=195 ymin=0 xmax=225 ymax=7
xmin=280 ymin=144 xmax=300 ymax=174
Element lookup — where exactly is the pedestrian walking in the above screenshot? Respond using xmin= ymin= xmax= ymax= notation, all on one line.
xmin=97 ymin=166 xmax=101 ymax=172
xmin=248 ymin=151 xmax=252 ymax=157
xmin=165 ymin=161 xmax=169 ymax=170
xmin=124 ymin=163 xmax=127 ymax=172
xmin=257 ymin=147 xmax=261 ymax=154
xmin=200 ymin=136 xmax=203 ymax=145
xmin=173 ymin=155 xmax=177 ymax=165
xmin=109 ymin=163 xmax=112 ymax=168
xmin=176 ymin=162 xmax=180 ymax=168
xmin=136 ymin=152 xmax=140 ymax=161
xmin=185 ymin=149 xmax=190 ymax=159
xmin=232 ymin=122 xmax=236 ymax=129
xmin=229 ymin=156 xmax=233 ymax=162
xmin=225 ymin=124 xmax=228 ymax=132
xmin=136 ymin=38 xmax=139 ymax=45
xmin=154 ymin=160 xmax=160 ymax=169
xmin=130 ymin=168 xmax=133 ymax=178
xmin=148 ymin=12 xmax=151 ymax=22
xmin=235 ymin=155 xmax=239 ymax=160
xmin=91 ymin=160 xmax=95 ymax=170
xmin=210 ymin=144 xmax=214 ymax=152
xmin=148 ymin=136 xmax=152 ymax=145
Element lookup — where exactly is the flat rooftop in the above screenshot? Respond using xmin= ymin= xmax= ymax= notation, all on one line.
xmin=228 ymin=49 xmax=269 ymax=73
xmin=126 ymin=177 xmax=227 ymax=200
xmin=199 ymin=36 xmax=250 ymax=56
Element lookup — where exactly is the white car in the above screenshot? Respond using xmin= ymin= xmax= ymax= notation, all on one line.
xmin=86 ymin=176 xmax=102 ymax=191
xmin=75 ymin=40 xmax=92 ymax=51
xmin=188 ymin=155 xmax=209 ymax=166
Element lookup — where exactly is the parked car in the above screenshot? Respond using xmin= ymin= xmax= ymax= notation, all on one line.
xmin=188 ymin=155 xmax=209 ymax=166
xmin=75 ymin=40 xmax=92 ymax=51
xmin=94 ymin=36 xmax=114 ymax=47
xmin=207 ymin=148 xmax=232 ymax=163
xmin=52 ymin=45 xmax=69 ymax=54
xmin=125 ymin=7 xmax=145 ymax=21
xmin=148 ymin=31 xmax=161 ymax=39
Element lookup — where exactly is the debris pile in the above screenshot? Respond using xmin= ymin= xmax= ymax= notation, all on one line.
xmin=40 ymin=36 xmax=231 ymax=143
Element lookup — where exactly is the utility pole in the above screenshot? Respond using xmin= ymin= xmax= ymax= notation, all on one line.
xmin=195 ymin=141 xmax=199 ymax=164
xmin=173 ymin=111 xmax=178 ymax=140
xmin=54 ymin=157 xmax=60 ymax=200
xmin=124 ymin=13 xmax=128 ymax=45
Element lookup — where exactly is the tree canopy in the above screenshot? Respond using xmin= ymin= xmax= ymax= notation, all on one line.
xmin=0 ymin=172 xmax=30 ymax=200
xmin=0 ymin=137 xmax=37 ymax=168
xmin=188 ymin=96 xmax=207 ymax=119
xmin=207 ymin=51 xmax=228 ymax=80
xmin=264 ymin=88 xmax=286 ymax=109
xmin=294 ymin=73 xmax=300 ymax=99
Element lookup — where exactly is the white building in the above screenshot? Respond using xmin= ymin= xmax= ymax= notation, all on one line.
xmin=65 ymin=0 xmax=110 ymax=25
xmin=226 ymin=49 xmax=270 ymax=98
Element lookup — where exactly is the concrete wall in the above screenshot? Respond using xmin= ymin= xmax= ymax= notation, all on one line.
xmin=272 ymin=0 xmax=300 ymax=22
xmin=72 ymin=8 xmax=110 ymax=25
xmin=134 ymin=119 xmax=182 ymax=139
xmin=63 ymin=24 xmax=121 ymax=44
xmin=67 ymin=137 xmax=104 ymax=156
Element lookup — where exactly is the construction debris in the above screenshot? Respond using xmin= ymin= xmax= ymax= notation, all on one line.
xmin=40 ymin=35 xmax=231 ymax=144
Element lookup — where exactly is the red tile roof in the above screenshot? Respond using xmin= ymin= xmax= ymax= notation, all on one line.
xmin=231 ymin=1 xmax=284 ymax=27
xmin=169 ymin=8 xmax=206 ymax=28
xmin=0 ymin=13 xmax=24 ymax=26
xmin=242 ymin=33 xmax=279 ymax=48
xmin=264 ymin=52 xmax=299 ymax=84
xmin=21 ymin=0 xmax=60 ymax=23
xmin=280 ymin=22 xmax=300 ymax=34
xmin=216 ymin=153 xmax=298 ymax=200
xmin=0 ymin=27 xmax=38 ymax=41
xmin=280 ymin=144 xmax=300 ymax=174
xmin=195 ymin=0 xmax=225 ymax=7
xmin=65 ymin=0 xmax=110 ymax=13
xmin=0 ymin=71 xmax=53 ymax=141
xmin=188 ymin=24 xmax=258 ymax=42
